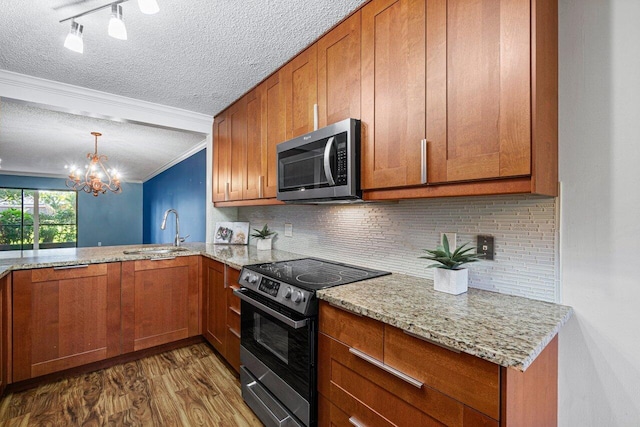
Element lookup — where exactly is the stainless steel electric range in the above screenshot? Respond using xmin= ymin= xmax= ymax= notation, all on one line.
xmin=234 ymin=258 xmax=390 ymax=427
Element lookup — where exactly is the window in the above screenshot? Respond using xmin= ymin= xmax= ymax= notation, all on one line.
xmin=0 ymin=188 xmax=77 ymax=251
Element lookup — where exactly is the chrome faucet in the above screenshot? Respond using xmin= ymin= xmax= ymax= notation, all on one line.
xmin=161 ymin=209 xmax=189 ymax=246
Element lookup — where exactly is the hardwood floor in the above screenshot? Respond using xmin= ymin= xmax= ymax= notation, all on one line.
xmin=0 ymin=343 xmax=263 ymax=426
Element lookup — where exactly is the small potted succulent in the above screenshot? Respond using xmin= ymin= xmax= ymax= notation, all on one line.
xmin=419 ymin=235 xmax=483 ymax=295
xmin=251 ymin=224 xmax=276 ymax=251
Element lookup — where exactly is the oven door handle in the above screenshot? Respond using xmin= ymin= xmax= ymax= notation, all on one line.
xmin=234 ymin=288 xmax=309 ymax=330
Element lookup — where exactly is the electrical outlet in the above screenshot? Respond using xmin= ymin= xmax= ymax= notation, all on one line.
xmin=440 ymin=232 xmax=457 ymax=249
xmin=284 ymin=223 xmax=293 ymax=237
xmin=477 ymin=235 xmax=494 ymax=260
xmin=98 ymin=241 xmax=102 ymax=247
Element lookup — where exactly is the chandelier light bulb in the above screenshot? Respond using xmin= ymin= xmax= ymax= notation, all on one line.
xmin=64 ymin=20 xmax=84 ymax=54
xmin=137 ymin=0 xmax=159 ymax=15
xmin=108 ymin=4 xmax=128 ymax=40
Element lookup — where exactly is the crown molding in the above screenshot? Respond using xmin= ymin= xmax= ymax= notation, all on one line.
xmin=0 ymin=70 xmax=212 ymax=134
xmin=0 ymin=169 xmax=143 ymax=184
xmin=143 ymin=140 xmax=207 ymax=182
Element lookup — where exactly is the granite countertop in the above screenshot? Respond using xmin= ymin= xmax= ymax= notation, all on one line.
xmin=317 ymin=274 xmax=573 ymax=372
xmin=0 ymin=244 xmax=573 ymax=372
xmin=0 ymin=242 xmax=300 ymax=278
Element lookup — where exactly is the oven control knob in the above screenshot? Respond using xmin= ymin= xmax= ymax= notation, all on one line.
xmin=283 ymin=287 xmax=292 ymax=299
xmin=291 ymin=290 xmax=303 ymax=304
xmin=246 ymin=274 xmax=258 ymax=284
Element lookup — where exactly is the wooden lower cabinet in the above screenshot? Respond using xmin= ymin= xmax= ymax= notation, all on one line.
xmin=121 ymin=256 xmax=200 ymax=353
xmin=202 ymin=257 xmax=241 ymax=373
xmin=12 ymin=263 xmax=122 ymax=382
xmin=318 ymin=301 xmax=557 ymax=427
xmin=0 ymin=274 xmax=10 ymax=394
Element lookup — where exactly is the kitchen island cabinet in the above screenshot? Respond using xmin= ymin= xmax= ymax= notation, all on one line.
xmin=12 ymin=263 xmax=122 ymax=381
xmin=121 ymin=256 xmax=200 ymax=353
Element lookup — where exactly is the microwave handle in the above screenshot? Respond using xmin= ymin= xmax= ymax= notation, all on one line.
xmin=323 ymin=136 xmax=336 ymax=186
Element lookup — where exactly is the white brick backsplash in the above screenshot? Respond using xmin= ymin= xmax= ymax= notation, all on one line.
xmin=238 ymin=195 xmax=558 ymax=302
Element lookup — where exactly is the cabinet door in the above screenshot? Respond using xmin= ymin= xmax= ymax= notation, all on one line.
xmin=0 ymin=274 xmax=9 ymax=394
xmin=12 ymin=264 xmax=121 ymax=381
xmin=203 ymin=258 xmax=226 ymax=355
xmin=245 ymin=86 xmax=265 ymax=200
xmin=426 ymin=0 xmax=531 ymax=183
xmin=361 ymin=0 xmax=426 ymax=189
xmin=227 ymin=98 xmax=247 ymax=201
xmin=263 ymin=72 xmax=286 ymax=198
xmin=121 ymin=257 xmax=199 ymax=353
xmin=225 ymin=267 xmax=241 ymax=373
xmin=284 ymin=44 xmax=318 ymax=139
xmin=317 ymin=11 xmax=361 ymax=127
xmin=212 ymin=111 xmax=229 ymax=202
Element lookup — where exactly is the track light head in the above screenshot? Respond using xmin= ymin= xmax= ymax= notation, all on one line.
xmin=108 ymin=3 xmax=128 ymax=40
xmin=138 ymin=0 xmax=159 ymax=15
xmin=64 ymin=20 xmax=84 ymax=54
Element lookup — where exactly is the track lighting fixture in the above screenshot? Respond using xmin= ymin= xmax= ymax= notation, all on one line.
xmin=108 ymin=4 xmax=127 ymax=40
xmin=60 ymin=0 xmax=158 ymax=53
xmin=64 ymin=20 xmax=84 ymax=54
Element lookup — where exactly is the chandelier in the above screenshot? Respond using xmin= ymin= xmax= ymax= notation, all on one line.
xmin=66 ymin=132 xmax=122 ymax=197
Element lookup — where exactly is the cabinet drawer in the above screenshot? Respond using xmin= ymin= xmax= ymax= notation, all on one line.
xmin=132 ymin=255 xmax=196 ymax=271
xmin=226 ymin=326 xmax=241 ymax=373
xmin=225 ymin=266 xmax=240 ymax=288
xmin=384 ymin=326 xmax=500 ymax=420
xmin=319 ymin=301 xmax=383 ymax=360
xmin=319 ymin=333 xmax=498 ymax=427
xmin=30 ymin=263 xmax=108 ymax=282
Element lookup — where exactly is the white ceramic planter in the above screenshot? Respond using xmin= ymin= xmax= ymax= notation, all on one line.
xmin=433 ymin=268 xmax=468 ymax=295
xmin=256 ymin=238 xmax=273 ymax=251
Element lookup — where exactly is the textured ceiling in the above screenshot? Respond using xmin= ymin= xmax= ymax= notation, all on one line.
xmin=0 ymin=0 xmax=367 ymax=115
xmin=0 ymin=100 xmax=205 ymax=181
xmin=0 ymin=0 xmax=367 ymax=181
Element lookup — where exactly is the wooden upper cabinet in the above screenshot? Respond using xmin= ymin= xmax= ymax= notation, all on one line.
xmin=263 ymin=72 xmax=286 ymax=198
xmin=245 ymin=86 xmax=265 ymax=200
xmin=284 ymin=44 xmax=318 ymax=139
xmin=12 ymin=264 xmax=122 ymax=381
xmin=212 ymin=111 xmax=229 ymax=202
xmin=426 ymin=0 xmax=531 ymax=184
xmin=361 ymin=0 xmax=426 ymax=190
xmin=317 ymin=11 xmax=361 ymax=127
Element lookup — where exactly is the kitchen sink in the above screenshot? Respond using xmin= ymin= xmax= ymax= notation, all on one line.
xmin=123 ymin=247 xmax=190 ymax=255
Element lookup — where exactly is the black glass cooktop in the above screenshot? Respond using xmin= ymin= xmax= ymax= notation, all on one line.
xmin=244 ymin=257 xmax=391 ymax=291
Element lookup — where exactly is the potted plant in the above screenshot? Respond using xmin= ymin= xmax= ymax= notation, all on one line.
xmin=419 ymin=235 xmax=483 ymax=295
xmin=251 ymin=224 xmax=276 ymax=251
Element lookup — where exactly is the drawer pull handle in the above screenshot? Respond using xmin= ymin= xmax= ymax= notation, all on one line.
xmin=228 ymin=328 xmax=241 ymax=339
xmin=348 ymin=417 xmax=366 ymax=427
xmin=229 ymin=306 xmax=241 ymax=316
xmin=349 ymin=347 xmax=423 ymax=389
xmin=150 ymin=257 xmax=177 ymax=261
xmin=53 ymin=264 xmax=89 ymax=270
xmin=421 ymin=139 xmax=428 ymax=184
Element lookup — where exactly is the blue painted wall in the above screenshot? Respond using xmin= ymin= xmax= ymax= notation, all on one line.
xmin=0 ymin=175 xmax=143 ymax=247
xmin=143 ymin=149 xmax=206 ymax=244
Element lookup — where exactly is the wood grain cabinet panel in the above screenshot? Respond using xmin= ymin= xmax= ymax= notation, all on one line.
xmin=317 ymin=11 xmax=361 ymax=128
xmin=0 ymin=274 xmax=10 ymax=393
xmin=361 ymin=0 xmax=427 ymax=190
xmin=121 ymin=257 xmax=200 ymax=353
xmin=12 ymin=263 xmax=121 ymax=381
xmin=284 ymin=44 xmax=318 ymax=139
xmin=213 ymin=99 xmax=246 ymax=203
xmin=245 ymin=85 xmax=265 ymax=200
xmin=263 ymin=72 xmax=286 ymax=199
xmin=319 ymin=301 xmax=559 ymax=427
xmin=212 ymin=111 xmax=229 ymax=202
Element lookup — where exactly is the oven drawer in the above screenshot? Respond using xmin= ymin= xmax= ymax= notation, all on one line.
xmin=319 ymin=333 xmax=499 ymax=427
xmin=318 ymin=301 xmax=383 ymax=360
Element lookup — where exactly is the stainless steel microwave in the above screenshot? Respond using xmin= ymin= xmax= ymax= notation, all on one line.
xmin=277 ymin=118 xmax=361 ymax=203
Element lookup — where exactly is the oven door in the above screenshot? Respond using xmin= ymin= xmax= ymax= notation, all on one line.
xmin=235 ymin=288 xmax=316 ymax=426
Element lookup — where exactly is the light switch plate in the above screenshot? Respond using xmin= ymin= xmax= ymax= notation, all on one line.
xmin=284 ymin=223 xmax=293 ymax=237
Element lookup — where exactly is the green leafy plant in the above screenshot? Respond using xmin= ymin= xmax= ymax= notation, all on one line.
xmin=251 ymin=224 xmax=276 ymax=240
xmin=419 ymin=235 xmax=483 ymax=270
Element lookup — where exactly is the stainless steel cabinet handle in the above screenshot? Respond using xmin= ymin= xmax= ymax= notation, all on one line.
xmin=421 ymin=139 xmax=428 ymax=184
xmin=233 ymin=288 xmax=308 ymax=329
xmin=313 ymin=103 xmax=319 ymax=131
xmin=258 ymin=175 xmax=264 ymax=199
xmin=349 ymin=347 xmax=423 ymax=389
xmin=150 ymin=257 xmax=177 ymax=261
xmin=349 ymin=417 xmax=366 ymax=427
xmin=53 ymin=264 xmax=89 ymax=270
xmin=323 ymin=136 xmax=336 ymax=186
xmin=224 ymin=182 xmax=230 ymax=201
